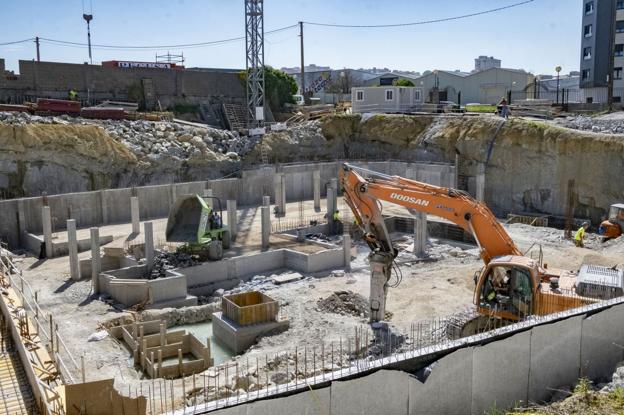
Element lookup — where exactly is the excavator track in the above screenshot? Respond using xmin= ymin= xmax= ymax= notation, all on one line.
xmin=444 ymin=308 xmax=514 ymax=340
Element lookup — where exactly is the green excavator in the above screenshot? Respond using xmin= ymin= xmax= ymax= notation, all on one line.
xmin=165 ymin=194 xmax=231 ymax=260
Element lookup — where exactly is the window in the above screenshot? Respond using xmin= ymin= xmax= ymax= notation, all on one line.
xmin=355 ymin=90 xmax=364 ymax=101
xmin=583 ymin=47 xmax=592 ymax=60
xmin=584 ymin=24 xmax=592 ymax=37
xmin=385 ymin=89 xmax=394 ymax=101
xmin=618 ymin=0 xmax=624 ymax=10
xmin=585 ymin=1 xmax=594 ymax=14
xmin=479 ymin=266 xmax=533 ymax=316
xmin=582 ymin=69 xmax=591 ymax=80
xmin=616 ymin=44 xmax=624 ymax=57
xmin=617 ymin=21 xmax=624 ymax=33
xmin=414 ymin=89 xmax=421 ymax=102
xmin=615 ymin=67 xmax=623 ymax=80
xmin=615 ymin=96 xmax=622 ymax=103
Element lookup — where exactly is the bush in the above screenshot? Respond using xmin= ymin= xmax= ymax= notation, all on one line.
xmin=395 ymin=79 xmax=415 ymax=87
xmin=238 ymin=67 xmax=298 ymax=111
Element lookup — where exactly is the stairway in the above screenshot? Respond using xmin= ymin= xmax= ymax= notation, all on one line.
xmin=222 ymin=103 xmax=248 ymax=131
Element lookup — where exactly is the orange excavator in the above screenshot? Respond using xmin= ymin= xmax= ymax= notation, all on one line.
xmin=339 ymin=163 xmax=605 ymax=336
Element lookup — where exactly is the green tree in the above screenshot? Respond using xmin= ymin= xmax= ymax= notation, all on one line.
xmin=239 ymin=67 xmax=298 ymax=111
xmin=395 ymin=78 xmax=415 ymax=87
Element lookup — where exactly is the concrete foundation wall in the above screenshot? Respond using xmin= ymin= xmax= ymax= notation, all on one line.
xmin=0 ymin=161 xmax=455 ymax=249
xmin=206 ymin=301 xmax=624 ymax=415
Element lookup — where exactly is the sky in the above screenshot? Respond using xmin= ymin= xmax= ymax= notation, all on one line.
xmin=1 ymin=0 xmax=582 ymax=76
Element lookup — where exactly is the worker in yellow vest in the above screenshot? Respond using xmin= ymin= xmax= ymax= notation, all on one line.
xmin=574 ymin=222 xmax=589 ymax=247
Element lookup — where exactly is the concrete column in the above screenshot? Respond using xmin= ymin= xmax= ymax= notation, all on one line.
xmin=90 ymin=227 xmax=100 ymax=294
xmin=42 ymin=206 xmax=53 ymax=258
xmin=144 ymin=221 xmax=154 ymax=273
xmin=67 ymin=219 xmax=79 ymax=281
xmin=454 ymin=154 xmax=460 ymax=190
xmin=261 ymin=206 xmax=270 ymax=249
xmin=17 ymin=200 xmax=26 ymax=246
xmin=476 ymin=162 xmax=486 ymax=202
xmin=313 ymin=170 xmax=321 ymax=211
xmin=130 ymin=196 xmax=140 ymax=234
xmin=413 ymin=212 xmax=428 ymax=257
xmin=327 ymin=187 xmax=336 ymax=235
xmin=330 ymin=178 xmax=338 ymax=193
xmin=343 ymin=233 xmax=351 ymax=272
xmin=203 ymin=188 xmax=213 ymax=209
xmin=227 ymin=200 xmax=237 ymax=240
xmin=262 ymin=195 xmax=270 ymax=207
xmin=369 ymin=254 xmax=389 ymax=323
xmin=273 ymin=173 xmax=281 ymax=206
xmin=279 ymin=173 xmax=286 ymax=214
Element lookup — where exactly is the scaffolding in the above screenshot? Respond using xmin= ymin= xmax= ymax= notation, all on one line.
xmin=244 ymin=0 xmax=265 ymax=129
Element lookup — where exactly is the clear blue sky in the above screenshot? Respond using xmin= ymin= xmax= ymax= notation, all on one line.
xmin=1 ymin=0 xmax=581 ymax=76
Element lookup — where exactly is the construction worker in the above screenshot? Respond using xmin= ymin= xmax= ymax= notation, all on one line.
xmin=574 ymin=222 xmax=590 ymax=247
xmin=68 ymin=89 xmax=78 ymax=101
xmin=498 ymin=97 xmax=509 ymax=119
xmin=332 ymin=210 xmax=342 ymax=235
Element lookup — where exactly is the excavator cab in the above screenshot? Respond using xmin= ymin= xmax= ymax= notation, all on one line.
xmin=600 ymin=204 xmax=624 ymax=240
xmin=475 ymin=257 xmax=536 ymax=322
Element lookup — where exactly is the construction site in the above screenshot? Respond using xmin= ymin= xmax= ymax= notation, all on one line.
xmin=1 ymin=1 xmax=624 ymax=415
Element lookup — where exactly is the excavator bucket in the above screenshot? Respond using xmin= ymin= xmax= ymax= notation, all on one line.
xmin=165 ymin=194 xmax=210 ymax=243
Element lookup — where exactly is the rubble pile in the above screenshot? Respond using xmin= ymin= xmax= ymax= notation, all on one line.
xmin=558 ymin=115 xmax=624 ymax=135
xmin=148 ymin=251 xmax=201 ymax=279
xmin=316 ymin=290 xmax=370 ymax=318
xmin=0 ymin=111 xmax=260 ymax=160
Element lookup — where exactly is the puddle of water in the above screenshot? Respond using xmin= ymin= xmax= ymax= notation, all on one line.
xmin=173 ymin=321 xmax=233 ymax=365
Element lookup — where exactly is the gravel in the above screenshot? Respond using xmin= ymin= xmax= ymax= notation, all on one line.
xmin=557 ymin=115 xmax=624 ymax=135
xmin=0 ymin=111 xmax=261 ymax=160
xmin=148 ymin=251 xmax=201 ymax=279
xmin=316 ymin=290 xmax=370 ymax=318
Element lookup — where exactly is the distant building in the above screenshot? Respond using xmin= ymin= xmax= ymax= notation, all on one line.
xmin=474 ymin=56 xmax=501 ymax=72
xmin=281 ymin=64 xmax=331 ymax=75
xmin=579 ymin=0 xmax=623 ymax=103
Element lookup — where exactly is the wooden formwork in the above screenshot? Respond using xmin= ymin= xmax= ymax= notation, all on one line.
xmin=222 ymin=291 xmax=279 ymax=326
xmin=109 ymin=320 xmax=213 ymax=379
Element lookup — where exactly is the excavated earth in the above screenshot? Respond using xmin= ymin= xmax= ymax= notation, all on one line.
xmin=1 ymin=113 xmax=624 ymax=223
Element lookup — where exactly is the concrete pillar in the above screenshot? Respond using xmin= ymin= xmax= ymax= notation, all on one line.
xmin=454 ymin=154 xmax=460 ymax=190
xmin=273 ymin=173 xmax=281 ymax=206
xmin=369 ymin=254 xmax=389 ymax=322
xmin=279 ymin=173 xmax=286 ymax=214
xmin=203 ymin=188 xmax=213 ymax=209
xmin=144 ymin=221 xmax=154 ymax=273
xmin=330 ymin=178 xmax=338 ymax=193
xmin=42 ymin=206 xmax=53 ymax=258
xmin=476 ymin=162 xmax=486 ymax=202
xmin=413 ymin=212 xmax=428 ymax=257
xmin=262 ymin=195 xmax=270 ymax=207
xmin=313 ymin=170 xmax=321 ymax=211
xmin=327 ymin=187 xmax=336 ymax=235
xmin=227 ymin=200 xmax=237 ymax=240
xmin=130 ymin=196 xmax=140 ymax=234
xmin=67 ymin=219 xmax=79 ymax=281
xmin=90 ymin=227 xmax=100 ymax=294
xmin=343 ymin=233 xmax=351 ymax=272
xmin=261 ymin=206 xmax=270 ymax=249
xmin=17 ymin=200 xmax=26 ymax=245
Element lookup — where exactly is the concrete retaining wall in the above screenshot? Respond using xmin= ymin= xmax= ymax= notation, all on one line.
xmin=0 ymin=161 xmax=455 ymax=249
xmin=203 ymin=300 xmax=624 ymax=415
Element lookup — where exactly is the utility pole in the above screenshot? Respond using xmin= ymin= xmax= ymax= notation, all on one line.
xmin=34 ymin=36 xmax=40 ymax=62
xmin=607 ymin=0 xmax=617 ymax=111
xmin=83 ymin=13 xmax=93 ymax=64
xmin=299 ymin=21 xmax=305 ymax=97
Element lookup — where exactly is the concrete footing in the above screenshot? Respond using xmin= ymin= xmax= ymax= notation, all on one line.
xmin=212 ymin=311 xmax=289 ymax=354
xmin=90 ymin=227 xmax=100 ymax=293
xmin=67 ymin=219 xmax=79 ymax=281
xmin=130 ymin=196 xmax=140 ymax=234
xmin=227 ymin=200 xmax=237 ymax=240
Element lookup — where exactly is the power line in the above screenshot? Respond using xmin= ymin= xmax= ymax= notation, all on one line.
xmin=0 ymin=38 xmax=35 ymax=46
xmin=304 ymin=0 xmax=535 ymax=28
xmin=38 ymin=24 xmax=298 ymax=51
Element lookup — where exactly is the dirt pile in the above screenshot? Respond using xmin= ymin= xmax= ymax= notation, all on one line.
xmin=316 ymin=290 xmax=370 ymax=318
xmin=148 ymin=251 xmax=201 ymax=279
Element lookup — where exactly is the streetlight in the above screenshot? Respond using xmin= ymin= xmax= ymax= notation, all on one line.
xmin=83 ymin=13 xmax=93 ymax=64
xmin=555 ymin=66 xmax=562 ymax=104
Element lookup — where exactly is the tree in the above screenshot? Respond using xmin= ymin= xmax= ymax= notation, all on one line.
xmin=238 ymin=67 xmax=298 ymax=111
xmin=395 ymin=78 xmax=415 ymax=87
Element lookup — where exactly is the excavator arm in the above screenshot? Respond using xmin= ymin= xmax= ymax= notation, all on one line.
xmin=340 ymin=163 xmax=521 ymax=264
xmin=339 ymin=163 xmax=521 ymax=322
